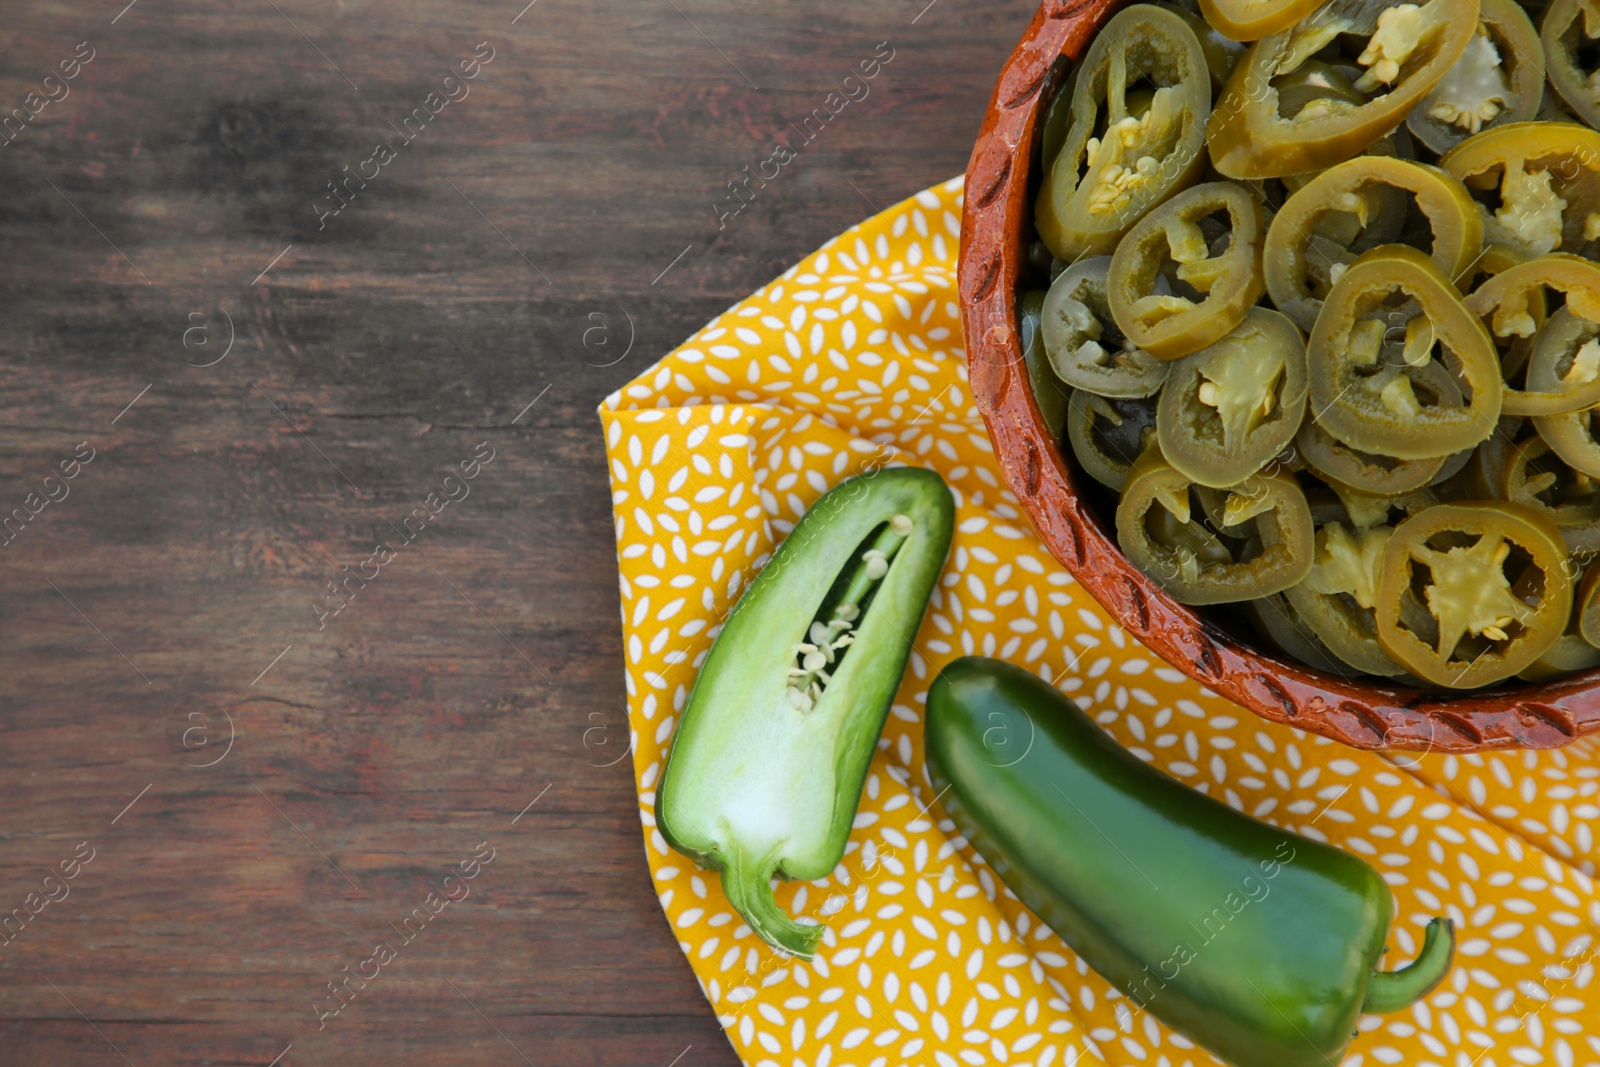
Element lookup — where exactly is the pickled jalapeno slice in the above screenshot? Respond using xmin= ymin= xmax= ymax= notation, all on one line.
xmin=1042 ymin=257 xmax=1171 ymax=397
xmin=1263 ymin=156 xmax=1484 ymax=332
xmin=1466 ymin=253 xmax=1600 ymax=416
xmin=1542 ymin=0 xmax=1600 ymax=130
xmin=1374 ymin=501 xmax=1572 ymax=686
xmin=1020 ymin=290 xmax=1071 ymax=439
xmin=1284 ymin=522 xmax=1412 ymax=676
xmin=1408 ymin=0 xmax=1546 ymax=154
xmin=1500 ymin=432 xmax=1600 ymax=552
xmin=1576 ymin=554 xmax=1600 ymax=647
xmin=1298 ymin=417 xmax=1445 ymax=494
xmin=1308 ymin=245 xmax=1503 ymax=460
xmin=1197 ymin=0 xmax=1329 ymax=42
xmin=1106 ymin=181 xmax=1268 ymax=360
xmin=1440 ymin=121 xmax=1600 ymax=258
xmin=1116 ymin=447 xmax=1314 ymax=603
xmin=1243 ymin=592 xmax=1368 ymax=677
xmin=1066 ymin=389 xmax=1159 ymax=491
xmin=1155 ymin=308 xmax=1309 ymax=487
xmin=1035 ymin=4 xmax=1212 ymax=259
xmin=1207 ymin=0 xmax=1482 ymax=179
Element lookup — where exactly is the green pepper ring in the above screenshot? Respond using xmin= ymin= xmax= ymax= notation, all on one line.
xmin=1542 ymin=0 xmax=1600 ymax=131
xmin=1308 ymin=246 xmax=1503 ymax=461
xmin=1156 ymin=307 xmax=1308 ymax=488
xmin=1108 ymin=180 xmax=1268 ymax=360
xmin=1207 ymin=0 xmax=1483 ymax=179
xmin=1374 ymin=502 xmax=1572 ymax=687
xmin=1116 ymin=448 xmax=1313 ymax=605
xmin=1264 ymin=156 xmax=1485 ymax=333
xmin=1407 ymin=0 xmax=1546 ymax=155
xmin=1035 ymin=4 xmax=1211 ymax=259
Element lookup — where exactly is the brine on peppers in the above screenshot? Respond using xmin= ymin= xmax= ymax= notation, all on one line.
xmin=1207 ymin=0 xmax=1481 ymax=179
xmin=1107 ymin=181 xmax=1268 ymax=360
xmin=1035 ymin=4 xmax=1211 ymax=259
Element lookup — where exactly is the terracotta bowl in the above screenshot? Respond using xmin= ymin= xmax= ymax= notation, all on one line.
xmin=957 ymin=0 xmax=1600 ymax=752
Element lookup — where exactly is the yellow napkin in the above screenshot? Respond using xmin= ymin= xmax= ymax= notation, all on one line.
xmin=600 ymin=178 xmax=1600 ymax=1067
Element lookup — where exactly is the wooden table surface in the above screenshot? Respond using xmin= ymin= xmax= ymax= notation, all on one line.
xmin=0 ymin=1 xmax=1034 ymax=1063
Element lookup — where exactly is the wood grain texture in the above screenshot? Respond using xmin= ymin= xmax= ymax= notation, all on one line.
xmin=0 ymin=0 xmax=1034 ymax=1064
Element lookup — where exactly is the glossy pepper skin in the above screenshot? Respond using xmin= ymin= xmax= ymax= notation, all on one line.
xmin=657 ymin=468 xmax=954 ymax=958
xmin=925 ymin=658 xmax=1456 ymax=1067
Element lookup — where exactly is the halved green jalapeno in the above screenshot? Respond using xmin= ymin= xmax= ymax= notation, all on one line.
xmin=1021 ymin=290 xmax=1071 ymax=439
xmin=1408 ymin=0 xmax=1546 ymax=154
xmin=1374 ymin=501 xmax=1572 ymax=687
xmin=1501 ymin=433 xmax=1600 ymax=552
xmin=1066 ymin=390 xmax=1159 ymax=491
xmin=1116 ymin=447 xmax=1314 ymax=603
xmin=1285 ymin=522 xmax=1411 ymax=676
xmin=1440 ymin=121 xmax=1600 ymax=258
xmin=1106 ymin=181 xmax=1268 ymax=360
xmin=1035 ymin=4 xmax=1212 ymax=259
xmin=1042 ymin=258 xmax=1170 ymax=397
xmin=1264 ymin=156 xmax=1484 ymax=332
xmin=1308 ymin=245 xmax=1503 ymax=460
xmin=1156 ymin=308 xmax=1308 ymax=487
xmin=1542 ymin=0 xmax=1600 ymax=130
xmin=1207 ymin=0 xmax=1483 ymax=179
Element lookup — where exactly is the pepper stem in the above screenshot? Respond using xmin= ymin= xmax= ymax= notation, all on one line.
xmin=720 ymin=849 xmax=823 ymax=960
xmin=1361 ymin=917 xmax=1456 ymax=1015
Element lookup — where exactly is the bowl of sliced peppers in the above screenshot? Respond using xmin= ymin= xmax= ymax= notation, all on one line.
xmin=960 ymin=0 xmax=1600 ymax=749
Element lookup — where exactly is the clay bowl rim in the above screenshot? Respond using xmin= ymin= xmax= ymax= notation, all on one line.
xmin=956 ymin=0 xmax=1600 ymax=753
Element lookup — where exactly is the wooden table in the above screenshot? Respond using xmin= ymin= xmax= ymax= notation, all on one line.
xmin=0 ymin=1 xmax=1032 ymax=1062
